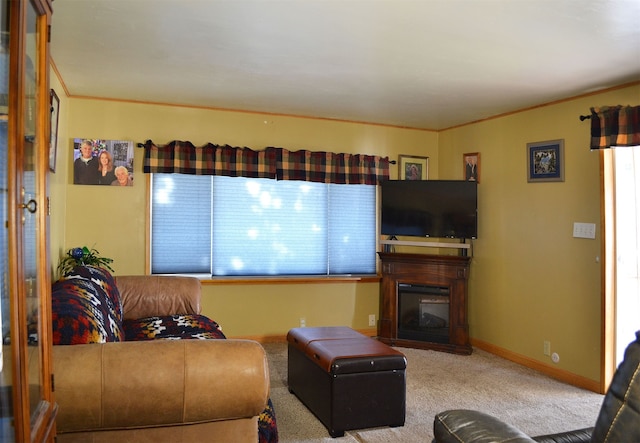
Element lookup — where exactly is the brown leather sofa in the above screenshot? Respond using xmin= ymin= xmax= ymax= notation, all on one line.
xmin=53 ymin=275 xmax=270 ymax=443
xmin=433 ymin=330 xmax=640 ymax=443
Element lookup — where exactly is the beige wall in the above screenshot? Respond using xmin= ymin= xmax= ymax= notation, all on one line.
xmin=48 ymin=67 xmax=639 ymax=384
xmin=439 ymin=84 xmax=639 ymax=382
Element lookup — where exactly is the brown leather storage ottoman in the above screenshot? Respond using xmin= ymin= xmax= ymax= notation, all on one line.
xmin=287 ymin=326 xmax=406 ymax=437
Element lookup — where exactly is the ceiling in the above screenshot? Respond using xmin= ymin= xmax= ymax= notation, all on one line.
xmin=50 ymin=0 xmax=640 ymax=131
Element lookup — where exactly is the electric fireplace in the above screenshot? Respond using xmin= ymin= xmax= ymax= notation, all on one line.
xmin=377 ymin=252 xmax=471 ymax=355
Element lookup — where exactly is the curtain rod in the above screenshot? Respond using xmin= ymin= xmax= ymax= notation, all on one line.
xmin=579 ymin=115 xmax=591 ymax=121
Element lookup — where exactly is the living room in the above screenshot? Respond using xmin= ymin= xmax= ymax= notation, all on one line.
xmin=5 ymin=1 xmax=640 ymax=440
xmin=48 ymin=56 xmax=640 ymax=396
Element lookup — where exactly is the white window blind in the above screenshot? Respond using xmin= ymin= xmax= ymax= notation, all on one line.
xmin=151 ymin=174 xmax=212 ymax=274
xmin=151 ymin=174 xmax=376 ymax=276
xmin=328 ymin=183 xmax=376 ymax=274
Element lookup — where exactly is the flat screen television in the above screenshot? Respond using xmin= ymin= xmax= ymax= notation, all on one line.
xmin=380 ymin=180 xmax=478 ymax=239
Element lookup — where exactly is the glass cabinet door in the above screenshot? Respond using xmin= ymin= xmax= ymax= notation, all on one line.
xmin=0 ymin=0 xmax=14 ymax=439
xmin=23 ymin=0 xmax=44 ymax=432
xmin=0 ymin=0 xmax=54 ymax=441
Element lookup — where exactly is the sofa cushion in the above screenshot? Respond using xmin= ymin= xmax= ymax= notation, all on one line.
xmin=123 ymin=314 xmax=226 ymax=341
xmin=52 ymin=265 xmax=125 ymax=345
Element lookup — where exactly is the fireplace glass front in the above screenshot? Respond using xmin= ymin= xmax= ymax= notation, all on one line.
xmin=397 ymin=283 xmax=450 ymax=343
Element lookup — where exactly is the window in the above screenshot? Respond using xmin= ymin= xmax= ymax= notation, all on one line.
xmin=151 ymin=174 xmax=377 ymax=276
xmin=604 ymin=146 xmax=640 ymax=366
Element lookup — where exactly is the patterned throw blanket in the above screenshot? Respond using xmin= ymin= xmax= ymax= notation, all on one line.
xmin=51 ymin=265 xmax=278 ymax=443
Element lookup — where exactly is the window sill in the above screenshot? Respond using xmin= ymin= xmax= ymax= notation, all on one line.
xmin=198 ymin=274 xmax=381 ymax=285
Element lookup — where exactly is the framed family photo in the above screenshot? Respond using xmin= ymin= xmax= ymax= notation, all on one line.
xmin=527 ymin=139 xmax=564 ymax=183
xmin=463 ymin=152 xmax=480 ymax=183
xmin=399 ymin=155 xmax=429 ymax=180
xmin=72 ymin=138 xmax=135 ymax=186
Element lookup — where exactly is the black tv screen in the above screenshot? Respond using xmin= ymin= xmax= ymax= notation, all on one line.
xmin=381 ymin=180 xmax=478 ymax=239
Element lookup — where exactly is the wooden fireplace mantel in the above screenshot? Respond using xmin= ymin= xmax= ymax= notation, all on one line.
xmin=377 ymin=252 xmax=472 ymax=355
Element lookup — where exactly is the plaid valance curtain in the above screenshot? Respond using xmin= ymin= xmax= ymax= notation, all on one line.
xmin=274 ymin=148 xmax=389 ymax=184
xmin=142 ymin=140 xmax=390 ymax=185
xmin=590 ymin=105 xmax=640 ymax=149
xmin=142 ymin=140 xmax=277 ymax=178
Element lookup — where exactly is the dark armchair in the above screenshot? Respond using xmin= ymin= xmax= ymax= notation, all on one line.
xmin=433 ymin=331 xmax=640 ymax=443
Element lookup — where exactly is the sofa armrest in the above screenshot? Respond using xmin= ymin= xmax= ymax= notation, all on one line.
xmin=115 ymin=275 xmax=201 ymax=319
xmin=434 ymin=410 xmax=536 ymax=443
xmin=53 ymin=339 xmax=269 ymax=433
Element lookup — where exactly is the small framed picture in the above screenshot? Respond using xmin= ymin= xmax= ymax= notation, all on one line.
xmin=463 ymin=152 xmax=480 ymax=183
xmin=527 ymin=139 xmax=564 ymax=183
xmin=399 ymin=155 xmax=429 ymax=180
xmin=49 ymin=89 xmax=60 ymax=172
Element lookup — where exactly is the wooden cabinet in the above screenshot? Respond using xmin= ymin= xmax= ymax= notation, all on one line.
xmin=378 ymin=252 xmax=472 ymax=355
xmin=0 ymin=0 xmax=56 ymax=441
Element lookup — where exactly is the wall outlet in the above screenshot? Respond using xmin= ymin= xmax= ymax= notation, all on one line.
xmin=543 ymin=340 xmax=551 ymax=356
xmin=368 ymin=314 xmax=376 ymax=327
xmin=299 ymin=317 xmax=306 ymax=328
xmin=551 ymin=352 xmax=560 ymax=364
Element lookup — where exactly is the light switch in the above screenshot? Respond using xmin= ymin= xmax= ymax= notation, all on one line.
xmin=573 ymin=222 xmax=596 ymax=239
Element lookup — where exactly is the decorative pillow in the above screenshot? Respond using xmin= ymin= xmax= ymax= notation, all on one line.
xmin=51 ymin=265 xmax=125 ymax=345
xmin=123 ymin=314 xmax=226 ymax=341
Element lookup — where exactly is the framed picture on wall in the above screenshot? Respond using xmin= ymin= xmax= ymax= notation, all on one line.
xmin=463 ymin=152 xmax=480 ymax=183
xmin=399 ymin=155 xmax=429 ymax=180
xmin=72 ymin=138 xmax=135 ymax=186
xmin=49 ymin=89 xmax=59 ymax=172
xmin=527 ymin=139 xmax=564 ymax=183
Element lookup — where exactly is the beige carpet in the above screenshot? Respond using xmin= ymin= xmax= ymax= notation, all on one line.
xmin=263 ymin=342 xmax=604 ymax=443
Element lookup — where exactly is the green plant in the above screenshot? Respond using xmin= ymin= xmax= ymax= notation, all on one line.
xmin=57 ymin=246 xmax=114 ymax=278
